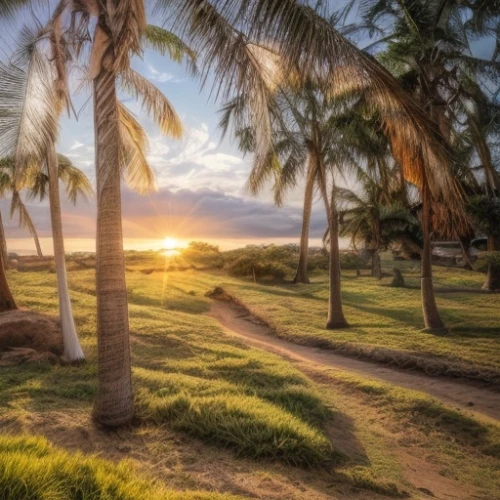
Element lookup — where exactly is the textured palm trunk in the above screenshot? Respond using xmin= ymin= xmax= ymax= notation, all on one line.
xmin=483 ymin=235 xmax=500 ymax=291
xmin=421 ymin=185 xmax=447 ymax=332
xmin=0 ymin=210 xmax=8 ymax=268
xmin=293 ymin=159 xmax=315 ymax=284
xmin=371 ymin=251 xmax=382 ymax=279
xmin=93 ymin=66 xmax=133 ymax=426
xmin=47 ymin=143 xmax=85 ymax=362
xmin=324 ymin=181 xmax=348 ymax=329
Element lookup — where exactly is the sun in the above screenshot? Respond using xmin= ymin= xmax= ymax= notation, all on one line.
xmin=163 ymin=237 xmax=179 ymax=251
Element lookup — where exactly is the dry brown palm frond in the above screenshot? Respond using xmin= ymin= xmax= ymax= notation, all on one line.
xmin=120 ymin=68 xmax=183 ymax=139
xmin=118 ymin=102 xmax=156 ymax=194
xmin=56 ymin=154 xmax=93 ymax=203
xmin=108 ymin=0 xmax=146 ymax=72
xmin=0 ymin=31 xmax=58 ymax=179
xmin=49 ymin=0 xmax=72 ymax=115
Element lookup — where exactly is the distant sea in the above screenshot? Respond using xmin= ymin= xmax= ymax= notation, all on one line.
xmin=8 ymin=237 xmax=351 ymax=256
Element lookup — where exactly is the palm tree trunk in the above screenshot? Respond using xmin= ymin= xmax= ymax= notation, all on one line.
xmin=421 ymin=185 xmax=447 ymax=332
xmin=0 ymin=209 xmax=8 ymax=268
xmin=47 ymin=142 xmax=85 ymax=363
xmin=93 ymin=65 xmax=133 ymax=427
xmin=483 ymin=235 xmax=500 ymax=291
xmin=323 ymin=179 xmax=348 ymax=329
xmin=371 ymin=250 xmax=382 ymax=279
xmin=32 ymin=230 xmax=44 ymax=258
xmin=293 ymin=159 xmax=315 ymax=284
xmin=0 ymin=230 xmax=16 ymax=312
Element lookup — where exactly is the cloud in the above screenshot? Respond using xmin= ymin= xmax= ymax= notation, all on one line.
xmin=148 ymin=64 xmax=184 ymax=84
xmin=1 ymin=188 xmax=327 ymax=241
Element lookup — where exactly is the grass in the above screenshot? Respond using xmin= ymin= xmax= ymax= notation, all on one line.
xmin=2 ymin=257 xmax=500 ymax=499
xmin=0 ymin=434 xmax=238 ymax=500
xmin=210 ymin=259 xmax=500 ymax=373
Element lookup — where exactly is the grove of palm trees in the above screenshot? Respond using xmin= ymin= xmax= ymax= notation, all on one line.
xmin=0 ymin=1 xmax=499 ymax=499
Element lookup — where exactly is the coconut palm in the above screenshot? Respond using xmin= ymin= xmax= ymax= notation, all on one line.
xmin=338 ymin=0 xmax=500 ymax=329
xmin=339 ymin=166 xmax=420 ymax=279
xmin=54 ymin=0 xmax=463 ymax=425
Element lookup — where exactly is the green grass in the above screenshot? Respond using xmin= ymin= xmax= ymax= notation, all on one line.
xmin=211 ymin=262 xmax=500 ymax=372
xmin=3 ymin=260 xmax=500 ymax=498
xmin=0 ymin=434 xmax=238 ymax=500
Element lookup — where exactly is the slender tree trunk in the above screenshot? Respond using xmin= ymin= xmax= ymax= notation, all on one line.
xmin=421 ymin=185 xmax=447 ymax=332
xmin=0 ymin=210 xmax=8 ymax=268
xmin=324 ymin=180 xmax=348 ymax=329
xmin=0 ymin=231 xmax=16 ymax=312
xmin=371 ymin=250 xmax=382 ymax=279
xmin=33 ymin=230 xmax=44 ymax=258
xmin=47 ymin=143 xmax=85 ymax=362
xmin=483 ymin=235 xmax=500 ymax=291
xmin=93 ymin=65 xmax=133 ymax=427
xmin=458 ymin=236 xmax=473 ymax=270
xmin=293 ymin=159 xmax=315 ymax=284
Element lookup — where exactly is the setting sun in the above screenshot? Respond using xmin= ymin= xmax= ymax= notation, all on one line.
xmin=163 ymin=237 xmax=179 ymax=251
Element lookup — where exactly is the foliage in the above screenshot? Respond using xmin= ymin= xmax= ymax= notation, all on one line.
xmin=468 ymin=196 xmax=500 ymax=239
xmin=181 ymin=241 xmax=224 ymax=268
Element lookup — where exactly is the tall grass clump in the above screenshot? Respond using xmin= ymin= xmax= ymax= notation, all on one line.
xmin=0 ymin=435 xmax=237 ymax=500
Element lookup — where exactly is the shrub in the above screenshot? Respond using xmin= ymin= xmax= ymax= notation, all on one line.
xmin=227 ymin=256 xmax=290 ymax=280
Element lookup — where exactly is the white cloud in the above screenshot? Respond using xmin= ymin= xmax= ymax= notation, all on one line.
xmin=148 ymin=64 xmax=184 ymax=84
xmin=70 ymin=140 xmax=84 ymax=150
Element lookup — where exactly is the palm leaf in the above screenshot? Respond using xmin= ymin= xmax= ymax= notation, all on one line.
xmin=119 ymin=68 xmax=183 ymax=139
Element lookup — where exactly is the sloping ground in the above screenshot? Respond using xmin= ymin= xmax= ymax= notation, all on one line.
xmin=208 ymin=296 xmax=500 ymax=422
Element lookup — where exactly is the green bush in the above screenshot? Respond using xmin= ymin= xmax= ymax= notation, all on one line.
xmin=182 ymin=241 xmax=224 ymax=269
xmin=227 ymin=256 xmax=290 ymax=280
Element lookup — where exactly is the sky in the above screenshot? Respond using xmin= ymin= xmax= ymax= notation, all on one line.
xmin=0 ymin=1 xmax=496 ymax=254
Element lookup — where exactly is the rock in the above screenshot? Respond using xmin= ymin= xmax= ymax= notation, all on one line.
xmin=0 ymin=310 xmax=63 ymax=356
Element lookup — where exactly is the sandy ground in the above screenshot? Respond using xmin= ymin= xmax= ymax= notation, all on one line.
xmin=208 ymin=300 xmax=500 ymax=423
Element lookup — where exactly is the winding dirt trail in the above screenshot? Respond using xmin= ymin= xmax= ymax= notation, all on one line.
xmin=209 ymin=300 xmax=500 ymax=422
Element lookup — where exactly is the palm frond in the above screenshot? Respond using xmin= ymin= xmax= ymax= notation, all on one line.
xmin=120 ymin=68 xmax=183 ymax=139
xmin=144 ymin=25 xmax=197 ymax=73
xmin=10 ymin=189 xmax=39 ymax=240
xmin=118 ymin=102 xmax=156 ymax=194
xmin=57 ymin=154 xmax=93 ymax=203
xmin=0 ymin=33 xmax=58 ymax=177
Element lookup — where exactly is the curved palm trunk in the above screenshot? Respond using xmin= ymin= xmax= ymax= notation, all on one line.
xmin=421 ymin=185 xmax=447 ymax=332
xmin=293 ymin=158 xmax=315 ymax=284
xmin=32 ymin=231 xmax=43 ymax=258
xmin=0 ymin=210 xmax=8 ymax=268
xmin=93 ymin=66 xmax=133 ymax=427
xmin=47 ymin=143 xmax=85 ymax=362
xmin=323 ymin=177 xmax=348 ymax=330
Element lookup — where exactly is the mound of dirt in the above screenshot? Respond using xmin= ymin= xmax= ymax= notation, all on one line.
xmin=0 ymin=310 xmax=63 ymax=364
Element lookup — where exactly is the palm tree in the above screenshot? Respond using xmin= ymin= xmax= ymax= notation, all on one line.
xmin=339 ymin=167 xmax=420 ymax=279
xmin=339 ymin=0 xmax=498 ymax=330
xmin=53 ymin=0 xmax=462 ymax=424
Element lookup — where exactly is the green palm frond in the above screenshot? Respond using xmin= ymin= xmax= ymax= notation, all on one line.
xmin=144 ymin=25 xmax=197 ymax=73
xmin=56 ymin=154 xmax=93 ymax=203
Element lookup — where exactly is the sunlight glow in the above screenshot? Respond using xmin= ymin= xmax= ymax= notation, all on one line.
xmin=163 ymin=237 xmax=179 ymax=251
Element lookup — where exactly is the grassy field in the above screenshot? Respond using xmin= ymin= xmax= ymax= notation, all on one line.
xmin=216 ymin=262 xmax=500 ymax=373
xmin=1 ymin=258 xmax=500 ymax=499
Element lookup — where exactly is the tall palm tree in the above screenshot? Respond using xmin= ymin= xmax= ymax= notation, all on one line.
xmin=53 ymin=0 xmax=462 ymax=425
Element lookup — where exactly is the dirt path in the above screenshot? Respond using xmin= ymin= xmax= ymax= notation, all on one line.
xmin=209 ymin=300 xmax=500 ymax=422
